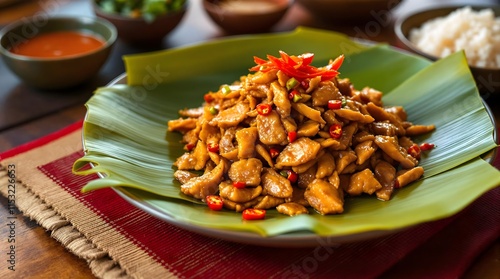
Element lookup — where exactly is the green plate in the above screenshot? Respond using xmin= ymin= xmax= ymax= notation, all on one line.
xmin=74 ymin=27 xmax=500 ymax=246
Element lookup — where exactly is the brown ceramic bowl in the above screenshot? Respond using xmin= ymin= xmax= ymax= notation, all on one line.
xmin=297 ymin=0 xmax=402 ymax=23
xmin=92 ymin=1 xmax=187 ymax=44
xmin=395 ymin=5 xmax=500 ymax=95
xmin=202 ymin=0 xmax=294 ymax=34
xmin=0 ymin=16 xmax=116 ymax=90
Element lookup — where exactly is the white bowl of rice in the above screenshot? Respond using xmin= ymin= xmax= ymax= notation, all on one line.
xmin=395 ymin=5 xmax=500 ymax=94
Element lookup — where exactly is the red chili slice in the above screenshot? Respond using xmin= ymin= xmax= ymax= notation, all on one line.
xmin=207 ymin=142 xmax=219 ymax=153
xmin=206 ymin=195 xmax=223 ymax=211
xmin=407 ymin=144 xmax=421 ymax=159
xmin=280 ymin=170 xmax=298 ymax=183
xmin=329 ymin=124 xmax=343 ymax=139
xmin=232 ymin=181 xmax=246 ymax=189
xmin=256 ymin=103 xmax=272 ymax=115
xmin=185 ymin=143 xmax=195 ymax=151
xmin=242 ymin=208 xmax=266 ymax=220
xmin=328 ymin=99 xmax=342 ymax=110
xmin=269 ymin=148 xmax=280 ymax=158
xmin=420 ymin=142 xmax=435 ymax=151
xmin=287 ymin=131 xmax=297 ymax=143
xmin=204 ymin=93 xmax=214 ymax=103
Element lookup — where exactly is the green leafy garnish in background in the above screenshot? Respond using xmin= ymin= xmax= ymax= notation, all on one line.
xmin=95 ymin=0 xmax=186 ymax=22
xmin=73 ymin=27 xmax=499 ymax=237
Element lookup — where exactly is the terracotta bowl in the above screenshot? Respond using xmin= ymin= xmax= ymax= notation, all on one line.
xmin=202 ymin=0 xmax=294 ymax=34
xmin=395 ymin=5 xmax=500 ymax=95
xmin=92 ymin=1 xmax=187 ymax=44
xmin=297 ymin=0 xmax=402 ymax=23
xmin=0 ymin=16 xmax=116 ymax=90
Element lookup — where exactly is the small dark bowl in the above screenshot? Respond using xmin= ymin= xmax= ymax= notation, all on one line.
xmin=92 ymin=1 xmax=187 ymax=44
xmin=297 ymin=0 xmax=402 ymax=23
xmin=395 ymin=5 xmax=500 ymax=95
xmin=202 ymin=0 xmax=294 ymax=34
xmin=0 ymin=16 xmax=116 ymax=90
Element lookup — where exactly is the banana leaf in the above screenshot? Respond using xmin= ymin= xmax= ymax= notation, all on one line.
xmin=73 ymin=27 xmax=499 ymax=238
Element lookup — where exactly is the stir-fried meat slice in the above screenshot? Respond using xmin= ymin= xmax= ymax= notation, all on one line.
xmin=275 ymin=137 xmax=321 ymax=168
xmin=244 ymin=82 xmax=270 ymax=99
xmin=235 ymin=127 xmax=258 ymax=159
xmin=304 ymin=179 xmax=344 ymax=215
xmin=397 ymin=166 xmax=424 ymax=188
xmin=255 ymin=144 xmax=274 ymax=168
xmin=173 ymin=140 xmax=209 ymax=170
xmin=316 ymin=152 xmax=336 ymax=179
xmin=285 ymin=187 xmax=309 ymax=206
xmin=366 ymin=102 xmax=405 ymax=136
xmin=385 ymin=106 xmax=407 ymax=121
xmin=247 ymin=69 xmax=277 ymax=84
xmin=253 ymin=195 xmax=285 ymax=209
xmin=228 ymin=158 xmax=263 ymax=186
xmin=198 ymin=122 xmax=219 ymax=143
xmin=261 ymin=168 xmax=293 ymax=198
xmin=257 ymin=110 xmax=288 ymax=145
xmin=374 ymin=135 xmax=417 ymax=169
xmin=178 ymin=107 xmax=204 ymax=118
xmin=167 ymin=117 xmax=197 ymax=132
xmin=292 ymin=103 xmax=326 ymax=125
xmin=180 ymin=160 xmax=226 ymax=200
xmin=334 ymin=108 xmax=374 ymax=124
xmin=353 ymin=130 xmax=375 ymax=143
xmin=219 ymin=181 xmax=262 ymax=203
xmin=297 ymin=120 xmax=320 ymax=137
xmin=297 ymin=165 xmax=317 ymax=189
xmin=311 ymin=81 xmax=342 ymax=107
xmin=173 ymin=170 xmax=199 ymax=184
xmin=223 ymin=198 xmax=260 ymax=212
xmin=336 ymin=150 xmax=357 ymax=173
xmin=276 ymin=202 xmax=309 ymax=216
xmin=346 ymin=168 xmax=382 ymax=196
xmin=354 ymin=140 xmax=376 ymax=165
xmin=337 ymin=122 xmax=358 ymax=150
xmin=323 ymin=110 xmax=343 ymax=126
xmin=370 ymin=121 xmax=398 ymax=136
xmin=272 ymin=81 xmax=291 ymax=118
xmin=358 ymin=87 xmax=383 ymax=106
xmin=219 ymin=127 xmax=238 ymax=161
xmin=374 ymin=161 xmax=397 ymax=201
xmin=398 ymin=136 xmax=415 ymax=150
xmin=210 ymin=102 xmax=250 ymax=128
xmin=406 ymin=124 xmax=436 ymax=136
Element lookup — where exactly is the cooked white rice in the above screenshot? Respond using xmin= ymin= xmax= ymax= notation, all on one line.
xmin=409 ymin=6 xmax=500 ymax=69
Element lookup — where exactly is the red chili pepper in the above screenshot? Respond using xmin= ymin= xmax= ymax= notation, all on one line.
xmin=420 ymin=142 xmax=435 ymax=151
xmin=407 ymin=144 xmax=421 ymax=160
xmin=328 ymin=99 xmax=342 ymax=110
xmin=288 ymin=131 xmax=297 ymax=143
xmin=207 ymin=142 xmax=219 ymax=153
xmin=242 ymin=208 xmax=266 ymax=220
xmin=280 ymin=170 xmax=298 ymax=183
xmin=256 ymin=103 xmax=272 ymax=116
xmin=250 ymin=51 xmax=343 ymax=82
xmin=300 ymin=79 xmax=309 ymax=90
xmin=206 ymin=195 xmax=223 ymax=211
xmin=204 ymin=93 xmax=214 ymax=103
xmin=269 ymin=148 xmax=280 ymax=158
xmin=329 ymin=124 xmax=343 ymax=139
xmin=232 ymin=181 xmax=246 ymax=189
xmin=288 ymin=90 xmax=302 ymax=102
xmin=185 ymin=143 xmax=195 ymax=151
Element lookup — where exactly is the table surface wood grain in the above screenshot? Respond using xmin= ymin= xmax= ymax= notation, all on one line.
xmin=0 ymin=0 xmax=498 ymax=278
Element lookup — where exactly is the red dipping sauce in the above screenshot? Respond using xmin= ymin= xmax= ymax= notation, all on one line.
xmin=10 ymin=31 xmax=105 ymax=58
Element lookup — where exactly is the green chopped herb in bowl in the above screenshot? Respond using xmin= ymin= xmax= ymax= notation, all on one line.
xmin=96 ymin=0 xmax=186 ymax=23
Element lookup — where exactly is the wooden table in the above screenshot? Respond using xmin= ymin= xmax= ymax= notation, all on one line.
xmin=0 ymin=0 xmax=498 ymax=278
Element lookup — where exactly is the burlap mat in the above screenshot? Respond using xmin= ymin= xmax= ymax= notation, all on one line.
xmin=0 ymin=122 xmax=498 ymax=279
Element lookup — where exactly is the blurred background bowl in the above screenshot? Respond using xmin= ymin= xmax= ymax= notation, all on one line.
xmin=0 ymin=16 xmax=116 ymax=90
xmin=297 ymin=0 xmax=402 ymax=23
xmin=395 ymin=5 xmax=500 ymax=95
xmin=202 ymin=0 xmax=294 ymax=34
xmin=92 ymin=0 xmax=187 ymax=44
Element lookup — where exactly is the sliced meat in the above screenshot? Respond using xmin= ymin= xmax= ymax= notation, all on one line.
xmin=304 ymin=179 xmax=344 ymax=215
xmin=219 ymin=181 xmax=262 ymax=203
xmin=311 ymin=81 xmax=342 ymax=107
xmin=256 ymin=110 xmax=288 ymax=145
xmin=275 ymin=137 xmax=321 ymax=168
xmin=271 ymin=81 xmax=291 ymax=118
xmin=276 ymin=202 xmax=309 ymax=216
xmin=261 ymin=168 xmax=293 ymax=198
xmin=210 ymin=102 xmax=250 ymax=128
xmin=346 ymin=168 xmax=382 ymax=196
xmin=374 ymin=135 xmax=417 ymax=169
xmin=180 ymin=160 xmax=226 ymax=200
xmin=228 ymin=158 xmax=263 ymax=186
xmin=374 ymin=161 xmax=397 ymax=201
xmin=235 ymin=127 xmax=258 ymax=159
